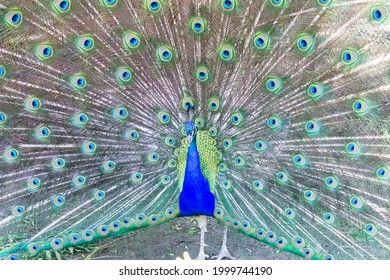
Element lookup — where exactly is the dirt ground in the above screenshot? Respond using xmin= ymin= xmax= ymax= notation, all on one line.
xmin=82 ymin=217 xmax=301 ymax=260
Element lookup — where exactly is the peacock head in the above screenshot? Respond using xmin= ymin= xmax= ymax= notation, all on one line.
xmin=185 ymin=121 xmax=197 ymax=144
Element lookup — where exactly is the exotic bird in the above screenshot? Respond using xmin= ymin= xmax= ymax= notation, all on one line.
xmin=0 ymin=0 xmax=390 ymax=261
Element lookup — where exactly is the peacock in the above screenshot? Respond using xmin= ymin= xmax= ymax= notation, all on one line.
xmin=0 ymin=0 xmax=390 ymax=261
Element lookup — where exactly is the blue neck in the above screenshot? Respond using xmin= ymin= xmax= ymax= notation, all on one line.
xmin=179 ymin=136 xmax=215 ymax=216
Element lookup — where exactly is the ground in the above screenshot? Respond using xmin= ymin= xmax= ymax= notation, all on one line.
xmin=68 ymin=217 xmax=301 ymax=260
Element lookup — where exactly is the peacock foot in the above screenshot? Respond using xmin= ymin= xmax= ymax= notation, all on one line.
xmin=194 ymin=251 xmax=210 ymax=260
xmin=212 ymin=245 xmax=235 ymax=260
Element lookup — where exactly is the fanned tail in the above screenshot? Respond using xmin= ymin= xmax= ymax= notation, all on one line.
xmin=0 ymin=0 xmax=389 ymax=260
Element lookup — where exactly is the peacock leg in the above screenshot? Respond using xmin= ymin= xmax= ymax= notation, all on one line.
xmin=194 ymin=215 xmax=209 ymax=260
xmin=212 ymin=226 xmax=235 ymax=260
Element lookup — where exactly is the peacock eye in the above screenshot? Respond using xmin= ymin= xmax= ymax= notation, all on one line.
xmin=231 ymin=112 xmax=244 ymax=126
xmin=221 ymin=0 xmax=237 ymax=12
xmin=324 ymin=175 xmax=339 ymax=189
xmin=297 ymin=34 xmax=315 ymax=52
xmin=191 ymin=16 xmax=207 ymax=34
xmin=364 ymin=223 xmax=378 ymax=236
xmin=132 ymin=172 xmax=143 ymax=182
xmin=345 ymin=141 xmax=361 ymax=156
xmin=209 ymin=126 xmax=218 ymax=136
xmin=303 ymin=190 xmax=316 ymax=202
xmin=223 ymin=138 xmax=233 ymax=150
xmin=168 ymin=159 xmax=177 ymax=168
xmin=82 ymin=230 xmax=94 ymax=241
xmin=323 ymin=254 xmax=335 ymax=260
xmin=94 ymin=190 xmax=105 ymax=200
xmin=350 ymin=196 xmax=364 ymax=209
xmin=147 ymin=215 xmax=160 ymax=225
xmin=196 ymin=66 xmax=211 ymax=82
xmin=51 ymin=157 xmax=66 ymax=170
xmin=146 ymin=0 xmax=162 ymax=13
xmin=276 ymin=237 xmax=287 ymax=249
xmin=28 ymin=243 xmax=41 ymax=254
xmin=267 ymin=115 xmax=283 ymax=130
xmin=50 ymin=238 xmax=64 ymax=250
xmin=293 ymin=237 xmax=305 ymax=249
xmin=160 ymin=175 xmax=171 ymax=185
xmin=270 ymin=0 xmax=286 ymax=7
xmin=126 ymin=129 xmax=139 ymax=141
xmin=102 ymin=160 xmax=116 ymax=172
xmin=12 ymin=206 xmax=25 ymax=216
xmin=53 ymin=0 xmax=71 ymax=13
xmin=234 ymin=156 xmax=245 ymax=166
xmin=256 ymin=229 xmax=265 ymax=239
xmin=123 ymin=31 xmax=142 ymax=49
xmin=102 ymin=0 xmax=118 ymax=7
xmin=194 ymin=117 xmax=205 ymax=129
xmin=35 ymin=44 xmax=54 ymax=60
xmin=266 ymin=231 xmax=277 ymax=243
xmin=5 ymin=10 xmax=23 ymax=27
xmin=218 ymin=163 xmax=227 ymax=172
xmin=157 ymin=45 xmax=173 ymax=63
xmin=97 ymin=225 xmax=110 ymax=236
xmin=253 ymin=32 xmax=270 ymax=50
xmin=164 ymin=136 xmax=175 ymax=147
xmin=0 ymin=112 xmax=7 ymax=125
xmin=25 ymin=96 xmax=42 ymax=112
xmin=70 ymin=75 xmax=87 ymax=90
xmin=208 ymin=98 xmax=221 ymax=112
xmin=123 ymin=218 xmax=131 ymax=225
xmin=136 ymin=213 xmax=146 ymax=225
xmin=4 ymin=147 xmax=20 ymax=162
xmin=285 ymin=208 xmax=295 ymax=219
xmin=0 ymin=65 xmax=6 ymax=79
xmin=323 ymin=212 xmax=335 ymax=224
xmin=221 ymin=180 xmax=232 ymax=190
xmin=305 ymin=120 xmax=321 ymax=135
xmin=28 ymin=177 xmax=41 ymax=191
xmin=116 ymin=67 xmax=133 ymax=83
xmin=307 ymin=82 xmax=325 ymax=99
xmin=371 ymin=6 xmax=388 ymax=23
xmin=158 ymin=111 xmax=171 ymax=124
xmin=35 ymin=126 xmax=51 ymax=140
xmin=266 ymin=76 xmax=283 ymax=94
xmin=73 ymin=175 xmax=87 ymax=187
xmin=77 ymin=36 xmax=95 ymax=52
xmin=342 ymin=49 xmax=359 ymax=65
xmin=303 ymin=247 xmax=314 ymax=259
xmin=148 ymin=152 xmax=160 ymax=162
xmin=293 ymin=154 xmax=307 ymax=167
xmin=69 ymin=233 xmax=81 ymax=245
xmin=352 ymin=99 xmax=370 ymax=116
xmin=82 ymin=141 xmax=97 ymax=154
xmin=110 ymin=221 xmax=122 ymax=232
xmin=72 ymin=112 xmax=89 ymax=127
xmin=276 ymin=171 xmax=289 ymax=183
xmin=181 ymin=96 xmax=195 ymax=110
xmin=53 ymin=195 xmax=65 ymax=207
xmin=376 ymin=166 xmax=390 ymax=180
xmin=113 ymin=106 xmax=129 ymax=120
xmin=252 ymin=180 xmax=264 ymax=191
xmin=317 ymin=0 xmax=332 ymax=6
xmin=254 ymin=139 xmax=268 ymax=152
xmin=218 ymin=43 xmax=236 ymax=62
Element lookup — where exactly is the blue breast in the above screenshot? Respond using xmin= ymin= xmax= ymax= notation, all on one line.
xmin=179 ymin=136 xmax=216 ymax=216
